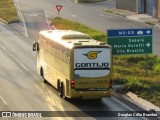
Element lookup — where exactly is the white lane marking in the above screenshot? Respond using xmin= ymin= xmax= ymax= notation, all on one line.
xmin=20 ymin=63 xmax=29 ymax=71
xmin=0 ymin=44 xmax=29 ymax=72
xmin=100 ymin=14 xmax=105 ymax=17
xmin=0 ymin=46 xmax=6 ymax=51
xmin=44 ymin=10 xmax=52 ymax=30
xmin=14 ymin=0 xmax=28 ymax=38
xmin=9 ymin=53 xmax=29 ymax=72
xmin=112 ymin=94 xmax=134 ymax=111
xmin=72 ymin=15 xmax=77 ymax=17
xmin=25 ymin=13 xmax=42 ymax=17
xmin=45 ymin=10 xmax=57 ymax=30
xmin=0 ymin=95 xmax=8 ymax=106
xmin=45 ymin=10 xmax=57 ymax=16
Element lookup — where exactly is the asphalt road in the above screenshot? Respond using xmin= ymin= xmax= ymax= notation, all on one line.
xmin=1 ymin=22 xmax=155 ymax=120
xmin=14 ymin=0 xmax=160 ymax=56
xmin=0 ymin=0 xmax=159 ymax=119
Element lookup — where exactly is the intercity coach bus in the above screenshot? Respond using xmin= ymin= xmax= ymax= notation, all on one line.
xmin=33 ymin=30 xmax=112 ymax=99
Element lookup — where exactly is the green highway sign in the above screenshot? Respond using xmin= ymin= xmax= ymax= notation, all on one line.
xmin=108 ymin=36 xmax=152 ymax=55
xmin=107 ymin=29 xmax=152 ymax=55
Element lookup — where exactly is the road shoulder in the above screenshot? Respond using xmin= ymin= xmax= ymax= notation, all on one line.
xmin=103 ymin=8 xmax=160 ymax=28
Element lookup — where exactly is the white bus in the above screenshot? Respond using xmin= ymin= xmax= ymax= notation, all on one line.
xmin=33 ymin=30 xmax=112 ymax=99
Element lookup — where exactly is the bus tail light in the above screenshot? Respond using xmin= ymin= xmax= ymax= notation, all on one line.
xmin=109 ymin=79 xmax=112 ymax=89
xmin=71 ymin=80 xmax=75 ymax=89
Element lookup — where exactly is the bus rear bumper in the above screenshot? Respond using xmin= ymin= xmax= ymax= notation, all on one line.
xmin=69 ymin=89 xmax=112 ymax=99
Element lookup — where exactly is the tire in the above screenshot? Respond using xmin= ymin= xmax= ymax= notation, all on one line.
xmin=59 ymin=82 xmax=63 ymax=97
xmin=59 ymin=82 xmax=66 ymax=99
xmin=92 ymin=98 xmax=102 ymax=102
xmin=40 ymin=67 xmax=47 ymax=83
xmin=57 ymin=80 xmax=61 ymax=94
xmin=95 ymin=98 xmax=102 ymax=101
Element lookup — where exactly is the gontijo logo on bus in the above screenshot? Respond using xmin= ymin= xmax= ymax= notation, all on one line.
xmin=75 ymin=50 xmax=110 ymax=70
xmin=83 ymin=51 xmax=101 ymax=59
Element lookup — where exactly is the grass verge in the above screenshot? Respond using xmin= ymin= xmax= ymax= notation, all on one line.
xmin=0 ymin=0 xmax=19 ymax=23
xmin=51 ymin=17 xmax=106 ymax=42
xmin=145 ymin=22 xmax=155 ymax=26
xmin=113 ymin=55 xmax=160 ymax=107
xmin=51 ymin=17 xmax=160 ymax=107
xmin=103 ymin=10 xmax=113 ymax=14
xmin=103 ymin=9 xmax=126 ymax=17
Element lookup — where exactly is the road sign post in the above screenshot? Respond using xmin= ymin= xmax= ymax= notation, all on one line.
xmin=146 ymin=54 xmax=148 ymax=76
xmin=56 ymin=5 xmax=63 ymax=18
xmin=107 ymin=28 xmax=152 ymax=76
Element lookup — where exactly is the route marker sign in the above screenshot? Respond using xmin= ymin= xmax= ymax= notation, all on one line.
xmin=107 ymin=28 xmax=152 ymax=55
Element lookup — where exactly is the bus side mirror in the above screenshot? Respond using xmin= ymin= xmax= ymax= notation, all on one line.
xmin=33 ymin=41 xmax=36 ymax=51
xmin=33 ymin=41 xmax=39 ymax=51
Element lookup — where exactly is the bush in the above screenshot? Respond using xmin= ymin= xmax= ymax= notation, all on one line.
xmin=154 ymin=64 xmax=160 ymax=73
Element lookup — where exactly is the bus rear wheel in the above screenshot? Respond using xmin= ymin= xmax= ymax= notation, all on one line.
xmin=58 ymin=82 xmax=66 ymax=99
xmin=57 ymin=80 xmax=61 ymax=94
xmin=40 ymin=67 xmax=47 ymax=83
